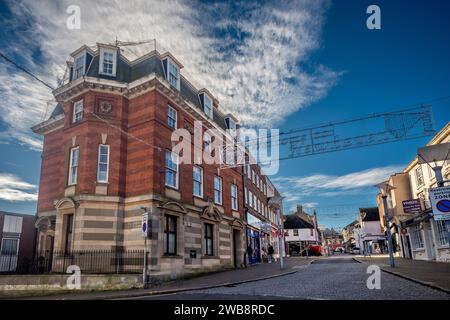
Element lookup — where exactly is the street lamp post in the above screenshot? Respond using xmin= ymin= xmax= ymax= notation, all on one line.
xmin=276 ymin=207 xmax=284 ymax=270
xmin=375 ymin=182 xmax=395 ymax=268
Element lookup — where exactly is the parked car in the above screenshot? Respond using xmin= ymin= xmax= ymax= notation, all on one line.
xmin=351 ymin=247 xmax=360 ymax=254
xmin=300 ymin=245 xmax=322 ymax=256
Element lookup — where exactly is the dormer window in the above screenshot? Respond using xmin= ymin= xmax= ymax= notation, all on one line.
xmin=99 ymin=47 xmax=117 ymax=76
xmin=203 ymin=94 xmax=213 ymax=119
xmin=225 ymin=117 xmax=236 ymax=131
xmin=167 ymin=59 xmax=180 ymax=90
xmin=103 ymin=52 xmax=114 ymax=74
xmin=73 ymin=54 xmax=85 ymax=80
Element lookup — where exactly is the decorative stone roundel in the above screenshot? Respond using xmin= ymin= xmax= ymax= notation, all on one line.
xmin=99 ymin=101 xmax=112 ymax=113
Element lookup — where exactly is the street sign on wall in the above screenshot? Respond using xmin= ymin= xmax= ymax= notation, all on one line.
xmin=429 ymin=186 xmax=450 ymax=221
xmin=402 ymin=199 xmax=422 ymax=214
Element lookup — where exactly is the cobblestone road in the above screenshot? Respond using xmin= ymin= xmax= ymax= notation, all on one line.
xmin=140 ymin=256 xmax=450 ymax=300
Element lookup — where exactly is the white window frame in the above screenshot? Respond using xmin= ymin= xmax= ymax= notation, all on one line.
xmin=227 ymin=117 xmax=236 ymax=131
xmin=99 ymin=48 xmax=117 ymax=76
xmin=167 ymin=105 xmax=177 ymax=129
xmin=167 ymin=58 xmax=180 ymax=90
xmin=415 ymin=166 xmax=424 ymax=187
xmin=97 ymin=144 xmax=110 ymax=183
xmin=248 ymin=190 xmax=253 ymax=208
xmin=204 ymin=132 xmax=212 ymax=152
xmin=73 ymin=100 xmax=83 ymax=123
xmin=3 ymin=215 xmax=23 ymax=233
xmin=412 ymin=225 xmax=424 ymax=249
xmin=73 ymin=53 xmax=85 ymax=80
xmin=231 ymin=184 xmax=238 ymax=211
xmin=214 ymin=176 xmax=223 ymax=205
xmin=68 ymin=147 xmax=79 ymax=186
xmin=165 ymin=151 xmax=179 ymax=189
xmin=0 ymin=238 xmax=20 ymax=255
xmin=193 ymin=166 xmax=203 ymax=198
xmin=435 ymin=220 xmax=449 ymax=247
xmin=203 ymin=94 xmax=213 ymax=119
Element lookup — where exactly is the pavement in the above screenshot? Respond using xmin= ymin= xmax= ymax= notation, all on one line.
xmin=353 ymin=255 xmax=450 ymax=293
xmin=136 ymin=255 xmax=450 ymax=300
xmin=22 ymin=256 xmax=315 ymax=300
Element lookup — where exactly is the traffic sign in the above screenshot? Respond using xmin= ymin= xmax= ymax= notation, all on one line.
xmin=430 ymin=186 xmax=450 ymax=221
xmin=436 ymin=200 xmax=450 ymax=213
xmin=142 ymin=212 xmax=149 ymax=237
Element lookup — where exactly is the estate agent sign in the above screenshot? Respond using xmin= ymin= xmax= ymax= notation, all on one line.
xmin=402 ymin=199 xmax=422 ymax=214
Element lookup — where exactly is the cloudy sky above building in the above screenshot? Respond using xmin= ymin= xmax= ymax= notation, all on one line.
xmin=0 ymin=0 xmax=449 ymax=227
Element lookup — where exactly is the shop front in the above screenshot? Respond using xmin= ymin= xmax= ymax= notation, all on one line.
xmin=247 ymin=227 xmax=261 ymax=264
xmin=246 ymin=213 xmax=263 ymax=265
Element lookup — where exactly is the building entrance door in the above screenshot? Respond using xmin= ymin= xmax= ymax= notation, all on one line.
xmin=233 ymin=229 xmax=239 ymax=268
xmin=404 ymin=235 xmax=412 ymax=259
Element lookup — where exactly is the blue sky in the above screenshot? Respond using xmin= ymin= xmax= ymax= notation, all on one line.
xmin=0 ymin=0 xmax=449 ymax=228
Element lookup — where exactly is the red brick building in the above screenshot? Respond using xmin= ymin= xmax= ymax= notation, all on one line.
xmin=244 ymin=164 xmax=284 ymax=264
xmin=32 ymin=43 xmax=249 ymax=276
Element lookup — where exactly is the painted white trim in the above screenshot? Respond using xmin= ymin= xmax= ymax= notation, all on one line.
xmin=214 ymin=176 xmax=223 ymax=205
xmin=97 ymin=144 xmax=110 ymax=183
xmin=165 ymin=151 xmax=179 ymax=189
xmin=193 ymin=165 xmax=204 ymax=198
xmin=68 ymin=147 xmax=79 ymax=186
xmin=72 ymin=51 xmax=86 ymax=80
xmin=99 ymin=47 xmax=117 ymax=77
xmin=0 ymin=237 xmax=20 ymax=255
xmin=72 ymin=99 xmax=84 ymax=123
xmin=165 ymin=57 xmax=180 ymax=90
xmin=203 ymin=93 xmax=213 ymax=119
xmin=231 ymin=184 xmax=238 ymax=211
xmin=167 ymin=105 xmax=177 ymax=129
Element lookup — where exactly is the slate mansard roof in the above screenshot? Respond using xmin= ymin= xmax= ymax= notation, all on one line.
xmin=48 ymin=45 xmax=230 ymax=130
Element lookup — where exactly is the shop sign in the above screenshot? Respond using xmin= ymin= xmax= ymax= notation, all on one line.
xmin=247 ymin=213 xmax=262 ymax=229
xmin=402 ymin=199 xmax=422 ymax=214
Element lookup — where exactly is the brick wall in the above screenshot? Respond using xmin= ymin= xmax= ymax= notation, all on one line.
xmin=37 ymin=88 xmax=244 ymax=220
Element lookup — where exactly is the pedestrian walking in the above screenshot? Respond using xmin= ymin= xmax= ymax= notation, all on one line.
xmin=268 ymin=244 xmax=274 ymax=263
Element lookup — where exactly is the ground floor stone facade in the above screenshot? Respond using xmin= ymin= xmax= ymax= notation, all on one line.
xmin=401 ymin=216 xmax=450 ymax=263
xmin=35 ymin=193 xmax=246 ymax=277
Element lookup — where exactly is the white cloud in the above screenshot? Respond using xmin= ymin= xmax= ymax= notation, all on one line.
xmin=303 ymin=202 xmax=319 ymax=208
xmin=272 ymin=165 xmax=403 ymax=208
xmin=0 ymin=0 xmax=338 ymax=149
xmin=0 ymin=173 xmax=38 ymax=201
